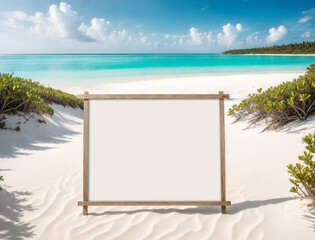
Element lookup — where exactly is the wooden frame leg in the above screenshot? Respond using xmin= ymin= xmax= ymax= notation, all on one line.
xmin=83 ymin=92 xmax=89 ymax=217
xmin=221 ymin=206 xmax=226 ymax=214
xmin=83 ymin=206 xmax=88 ymax=215
xmin=219 ymin=92 xmax=227 ymax=215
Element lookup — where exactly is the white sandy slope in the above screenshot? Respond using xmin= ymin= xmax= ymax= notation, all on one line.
xmin=0 ymin=72 xmax=315 ymax=240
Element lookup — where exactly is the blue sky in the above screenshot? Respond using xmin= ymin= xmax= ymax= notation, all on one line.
xmin=0 ymin=0 xmax=314 ymax=53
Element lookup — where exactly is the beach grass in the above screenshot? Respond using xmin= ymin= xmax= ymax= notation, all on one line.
xmin=288 ymin=132 xmax=315 ymax=206
xmin=229 ymin=64 xmax=315 ymax=130
xmin=0 ymin=73 xmax=83 ymax=130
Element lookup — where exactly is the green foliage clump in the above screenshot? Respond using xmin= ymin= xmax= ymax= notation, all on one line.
xmin=0 ymin=73 xmax=83 ymax=117
xmin=0 ymin=175 xmax=3 ymax=190
xmin=288 ymin=133 xmax=315 ymax=206
xmin=222 ymin=41 xmax=315 ymax=54
xmin=37 ymin=119 xmax=46 ymax=124
xmin=229 ymin=65 xmax=315 ymax=130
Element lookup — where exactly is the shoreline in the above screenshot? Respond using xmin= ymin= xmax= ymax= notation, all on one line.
xmin=50 ymin=71 xmax=304 ymax=90
xmin=229 ymin=53 xmax=315 ymax=56
xmin=57 ymin=71 xmax=305 ymax=95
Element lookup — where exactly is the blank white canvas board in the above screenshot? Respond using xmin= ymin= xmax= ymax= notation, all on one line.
xmin=88 ymin=99 xmax=221 ymax=201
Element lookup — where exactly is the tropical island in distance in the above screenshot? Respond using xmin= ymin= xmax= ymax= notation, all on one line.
xmin=222 ymin=41 xmax=315 ymax=54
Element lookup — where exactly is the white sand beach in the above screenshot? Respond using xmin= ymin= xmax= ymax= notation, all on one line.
xmin=1 ymin=72 xmax=315 ymax=240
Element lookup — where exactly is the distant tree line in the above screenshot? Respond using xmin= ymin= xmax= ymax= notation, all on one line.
xmin=222 ymin=41 xmax=315 ymax=54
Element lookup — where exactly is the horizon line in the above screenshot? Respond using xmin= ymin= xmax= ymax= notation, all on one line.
xmin=0 ymin=52 xmax=222 ymax=55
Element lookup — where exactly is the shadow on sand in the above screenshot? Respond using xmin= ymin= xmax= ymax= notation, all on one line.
xmin=231 ymin=113 xmax=315 ymax=134
xmin=277 ymin=115 xmax=315 ymax=134
xmin=89 ymin=197 xmax=297 ymax=216
xmin=0 ymin=104 xmax=83 ymax=158
xmin=0 ymin=188 xmax=35 ymax=240
xmin=302 ymin=206 xmax=315 ymax=231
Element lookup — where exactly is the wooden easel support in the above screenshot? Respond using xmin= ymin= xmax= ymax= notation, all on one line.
xmin=219 ymin=91 xmax=227 ymax=214
xmin=83 ymin=91 xmax=89 ymax=215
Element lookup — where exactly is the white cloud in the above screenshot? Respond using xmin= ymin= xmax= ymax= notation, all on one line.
xmin=11 ymin=11 xmax=29 ymax=21
xmin=109 ymin=29 xmax=127 ymax=42
xmin=300 ymin=31 xmax=311 ymax=38
xmin=246 ymin=34 xmax=261 ymax=45
xmin=246 ymin=35 xmax=252 ymax=43
xmin=236 ymin=23 xmax=242 ymax=32
xmin=184 ymin=27 xmax=212 ymax=46
xmin=178 ymin=38 xmax=184 ymax=46
xmin=4 ymin=3 xmax=296 ymax=53
xmin=298 ymin=16 xmax=312 ymax=23
xmin=79 ymin=18 xmax=122 ymax=43
xmin=188 ymin=27 xmax=203 ymax=45
xmin=4 ymin=2 xmax=127 ymax=43
xmin=118 ymin=32 xmax=151 ymax=48
xmin=265 ymin=25 xmax=288 ymax=43
xmin=217 ymin=23 xmax=242 ymax=47
xmin=45 ymin=2 xmax=86 ymax=40
xmin=298 ymin=8 xmax=314 ymax=24
xmin=140 ymin=36 xmax=147 ymax=45
xmin=302 ymin=9 xmax=313 ymax=14
xmin=206 ymin=32 xmax=212 ymax=42
xmin=170 ymin=41 xmax=176 ymax=46
xmin=79 ymin=18 xmax=107 ymax=41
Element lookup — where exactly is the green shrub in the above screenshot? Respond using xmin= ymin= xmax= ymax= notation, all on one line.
xmin=0 ymin=175 xmax=3 ymax=190
xmin=38 ymin=119 xmax=46 ymax=124
xmin=288 ymin=133 xmax=315 ymax=206
xmin=229 ymin=64 xmax=315 ymax=130
xmin=0 ymin=73 xmax=83 ymax=116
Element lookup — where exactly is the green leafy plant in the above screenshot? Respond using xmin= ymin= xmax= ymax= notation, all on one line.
xmin=288 ymin=133 xmax=315 ymax=206
xmin=0 ymin=175 xmax=3 ymax=190
xmin=38 ymin=119 xmax=46 ymax=124
xmin=229 ymin=64 xmax=315 ymax=130
xmin=0 ymin=73 xmax=83 ymax=130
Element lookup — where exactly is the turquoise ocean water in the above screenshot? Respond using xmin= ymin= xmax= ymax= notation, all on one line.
xmin=0 ymin=54 xmax=314 ymax=86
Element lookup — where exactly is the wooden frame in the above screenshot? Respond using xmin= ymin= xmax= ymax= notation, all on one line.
xmin=77 ymin=91 xmax=231 ymax=215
